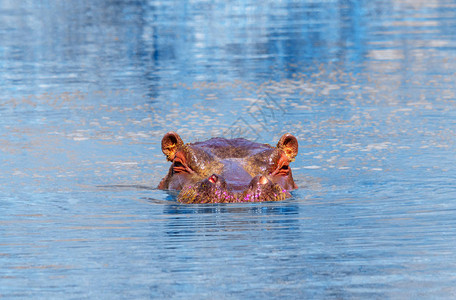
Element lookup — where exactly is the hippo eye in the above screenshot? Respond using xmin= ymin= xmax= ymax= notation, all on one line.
xmin=271 ymin=163 xmax=290 ymax=176
xmin=278 ymin=164 xmax=290 ymax=175
xmin=173 ymin=160 xmax=191 ymax=174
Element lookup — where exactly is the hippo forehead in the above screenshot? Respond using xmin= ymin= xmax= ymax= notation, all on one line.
xmin=183 ymin=137 xmax=279 ymax=176
xmin=189 ymin=137 xmax=274 ymax=159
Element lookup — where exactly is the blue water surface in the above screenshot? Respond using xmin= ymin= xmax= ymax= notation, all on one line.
xmin=1 ymin=0 xmax=456 ymax=298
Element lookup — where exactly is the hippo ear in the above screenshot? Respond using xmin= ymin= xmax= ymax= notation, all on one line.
xmin=277 ymin=133 xmax=298 ymax=161
xmin=161 ymin=131 xmax=184 ymax=161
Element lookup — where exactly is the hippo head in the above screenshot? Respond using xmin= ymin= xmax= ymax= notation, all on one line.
xmin=157 ymin=132 xmax=298 ymax=203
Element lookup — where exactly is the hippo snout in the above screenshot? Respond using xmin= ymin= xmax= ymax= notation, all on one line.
xmin=177 ymin=173 xmax=290 ymax=204
xmin=178 ymin=173 xmax=234 ymax=204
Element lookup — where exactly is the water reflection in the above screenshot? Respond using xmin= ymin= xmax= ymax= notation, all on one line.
xmin=4 ymin=0 xmax=453 ymax=98
xmin=163 ymin=202 xmax=300 ymax=232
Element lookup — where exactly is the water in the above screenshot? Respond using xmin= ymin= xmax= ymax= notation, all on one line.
xmin=1 ymin=0 xmax=456 ymax=298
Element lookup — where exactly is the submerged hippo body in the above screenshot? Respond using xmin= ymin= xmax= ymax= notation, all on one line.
xmin=158 ymin=132 xmax=298 ymax=204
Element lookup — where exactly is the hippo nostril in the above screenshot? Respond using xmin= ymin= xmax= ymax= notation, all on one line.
xmin=208 ymin=174 xmax=218 ymax=184
xmin=259 ymin=176 xmax=268 ymax=185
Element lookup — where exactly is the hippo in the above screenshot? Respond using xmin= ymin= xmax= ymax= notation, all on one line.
xmin=157 ymin=132 xmax=298 ymax=204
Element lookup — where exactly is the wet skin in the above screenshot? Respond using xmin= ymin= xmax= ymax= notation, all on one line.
xmin=158 ymin=132 xmax=299 ymax=204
